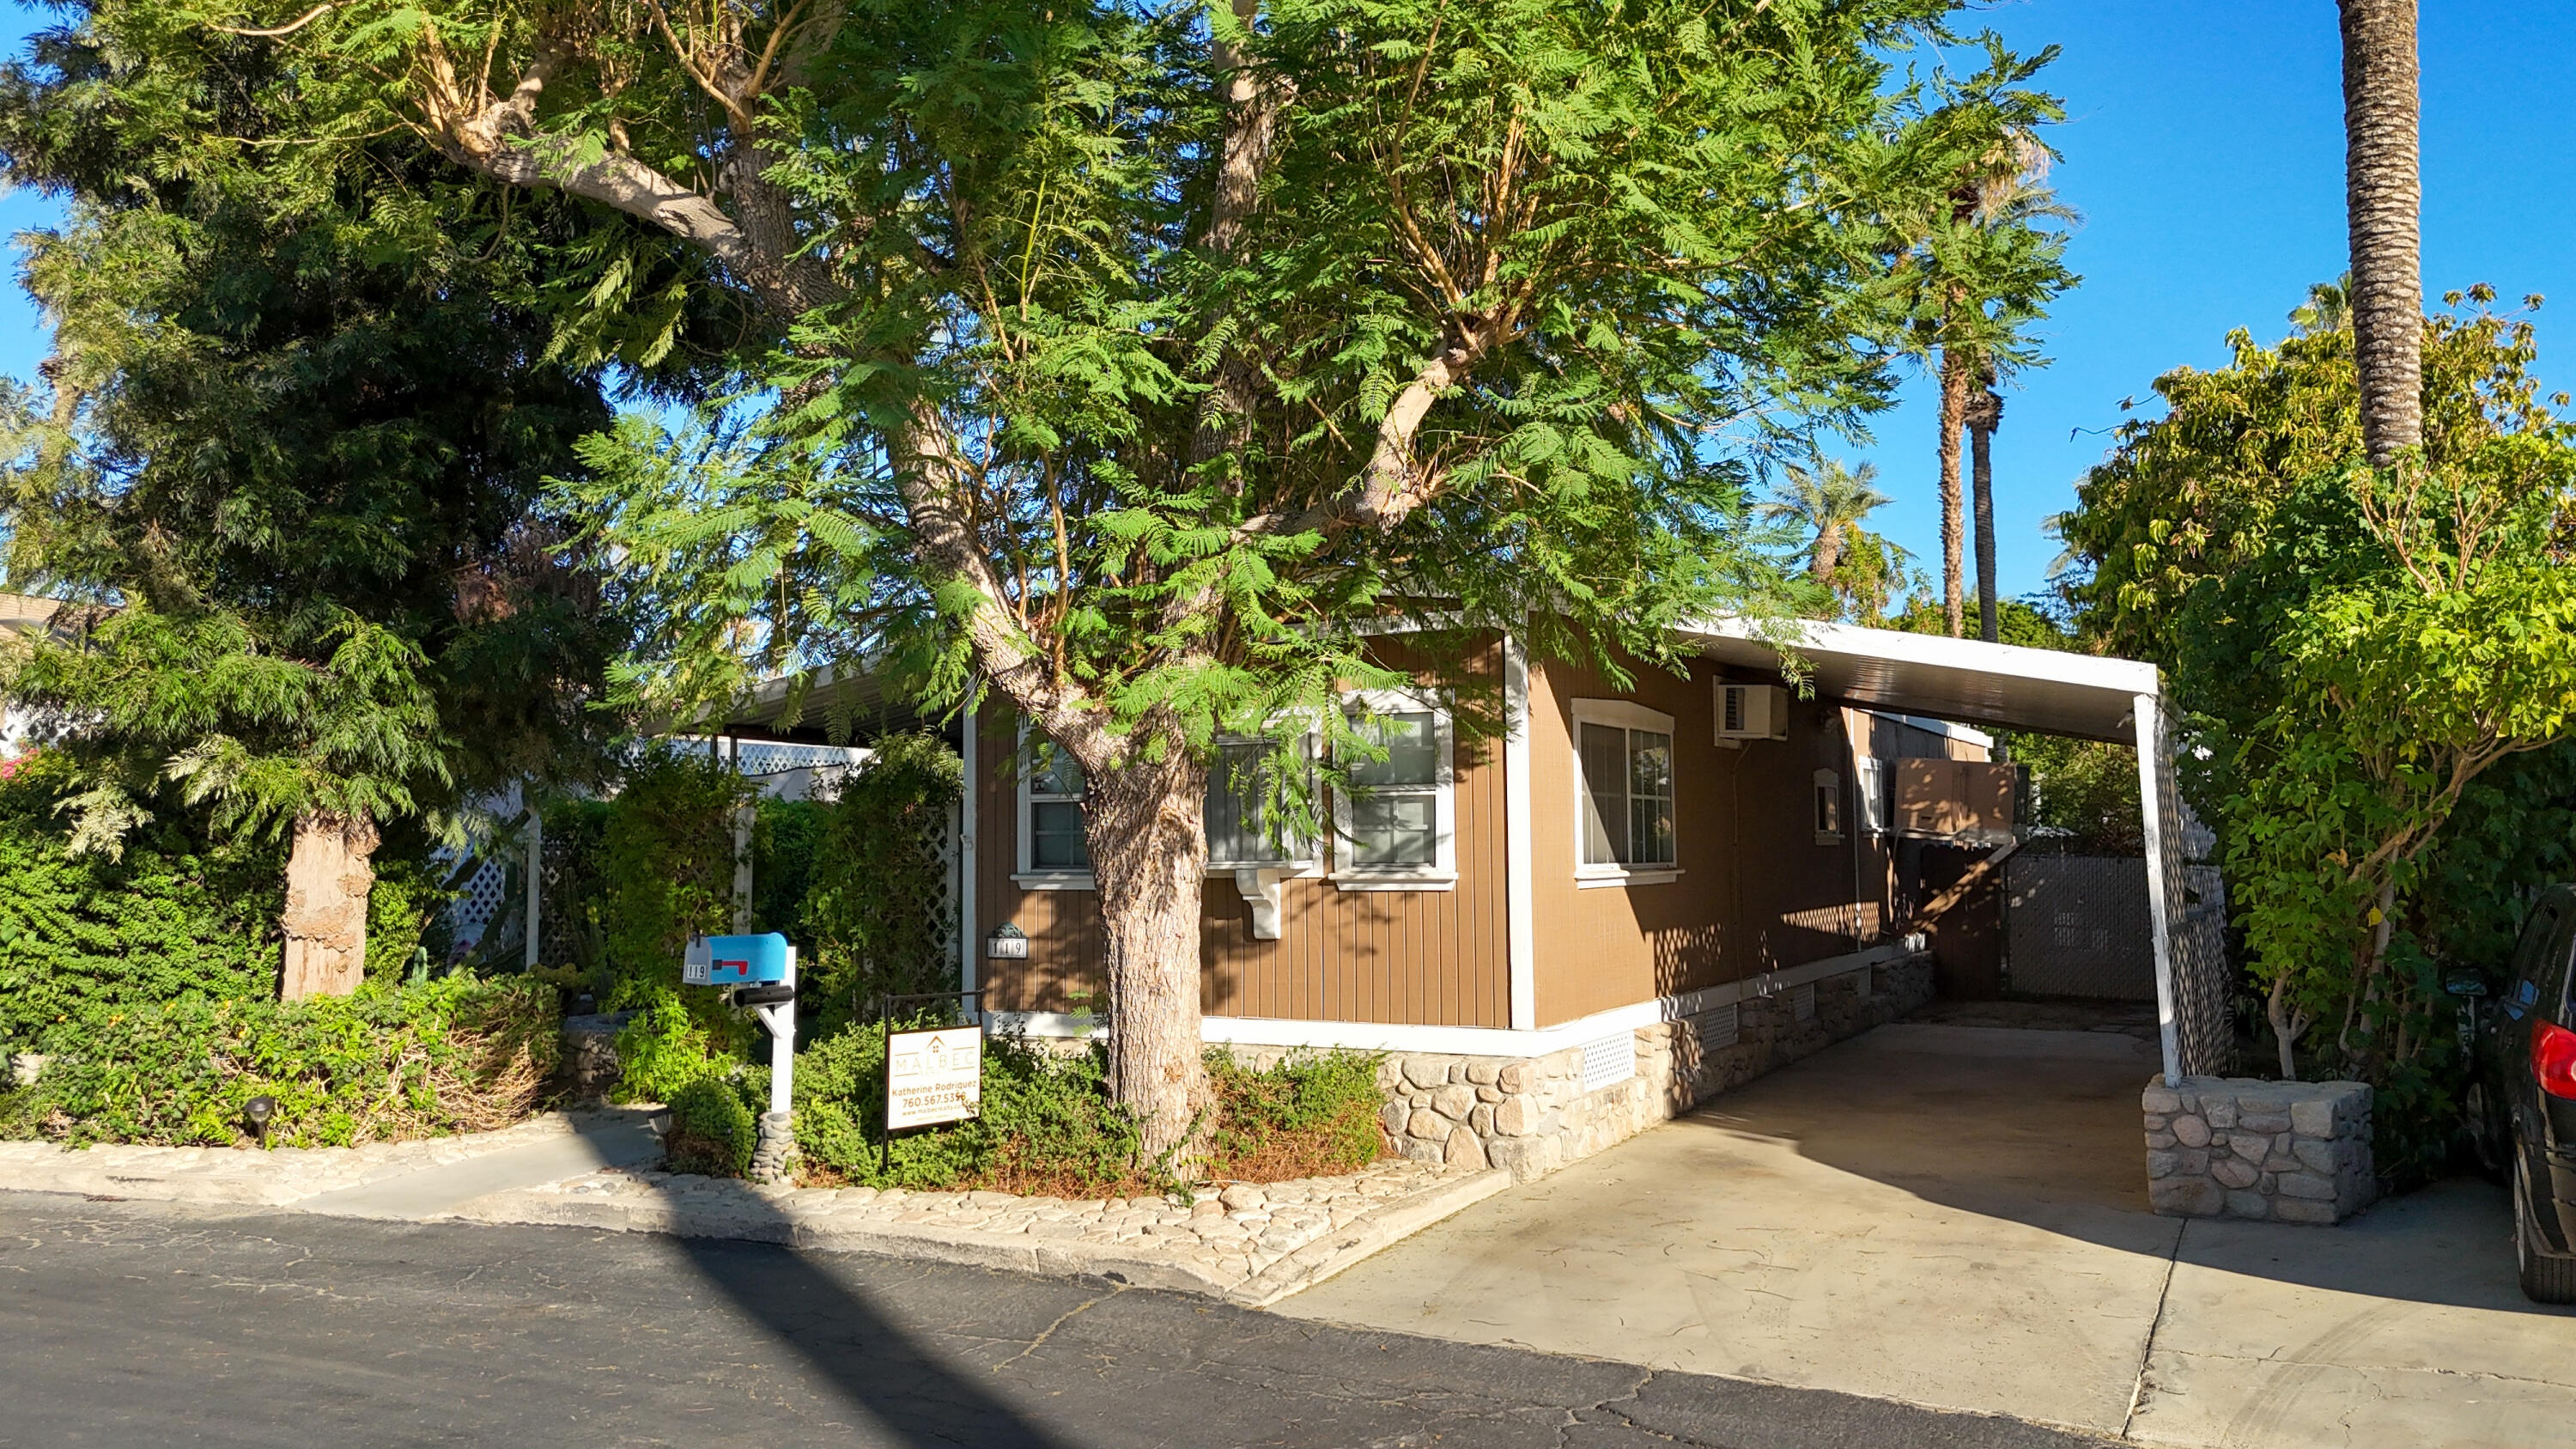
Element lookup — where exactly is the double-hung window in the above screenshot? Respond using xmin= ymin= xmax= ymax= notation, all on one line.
xmin=1017 ymin=739 xmax=1092 ymax=884
xmin=1571 ymin=699 xmax=1678 ymax=884
xmin=1332 ymin=692 xmax=1456 ymax=890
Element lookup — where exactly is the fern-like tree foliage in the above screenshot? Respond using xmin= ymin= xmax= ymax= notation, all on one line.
xmin=54 ymin=0 xmax=2063 ymax=1150
xmin=0 ymin=32 xmax=647 ymax=996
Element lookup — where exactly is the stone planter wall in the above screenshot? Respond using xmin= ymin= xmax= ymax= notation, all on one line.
xmin=1335 ymin=951 xmax=1934 ymax=1183
xmin=2142 ymin=1075 xmax=2374 ymax=1225
xmin=561 ymin=1012 xmax=635 ymax=1102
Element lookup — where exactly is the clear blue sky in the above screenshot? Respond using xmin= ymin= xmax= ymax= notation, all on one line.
xmin=3 ymin=0 xmax=2572 ymax=606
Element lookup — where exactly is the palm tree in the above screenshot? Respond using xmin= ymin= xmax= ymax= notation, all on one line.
xmin=1965 ymin=380 xmax=2004 ymax=643
xmin=1759 ymin=456 xmax=1902 ymax=620
xmin=1928 ymin=137 xmax=2075 ymax=637
xmin=2290 ymin=273 xmax=2355 ymax=336
xmin=2340 ymin=0 xmax=2421 ymax=464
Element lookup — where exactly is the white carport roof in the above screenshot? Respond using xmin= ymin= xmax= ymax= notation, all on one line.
xmin=1678 ymin=617 xmax=2162 ymax=744
xmin=1680 ymin=615 xmax=2191 ymax=1083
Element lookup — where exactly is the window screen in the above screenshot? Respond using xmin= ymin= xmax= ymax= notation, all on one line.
xmin=1345 ymin=710 xmax=1440 ymax=867
xmin=1027 ymin=747 xmax=1089 ymax=871
xmin=1579 ymin=721 xmax=1675 ymax=868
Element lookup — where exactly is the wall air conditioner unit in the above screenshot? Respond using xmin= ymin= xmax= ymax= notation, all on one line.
xmin=1715 ymin=683 xmax=1789 ymax=744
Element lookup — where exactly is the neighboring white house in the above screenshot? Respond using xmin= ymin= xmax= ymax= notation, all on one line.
xmin=0 ymin=594 xmax=68 ymax=764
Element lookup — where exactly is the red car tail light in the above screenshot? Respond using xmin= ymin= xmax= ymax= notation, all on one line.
xmin=2535 ymin=1020 xmax=2576 ymax=1101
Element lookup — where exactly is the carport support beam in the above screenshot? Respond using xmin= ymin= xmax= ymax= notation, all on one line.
xmin=2134 ymin=691 xmax=2183 ymax=1085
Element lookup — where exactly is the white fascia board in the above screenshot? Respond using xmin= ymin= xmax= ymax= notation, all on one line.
xmin=1680 ymin=616 xmax=2161 ymax=698
xmin=987 ymin=936 xmax=1927 ymax=1056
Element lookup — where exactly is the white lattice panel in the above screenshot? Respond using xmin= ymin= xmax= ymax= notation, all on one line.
xmin=1580 ymin=1032 xmax=1635 ymax=1093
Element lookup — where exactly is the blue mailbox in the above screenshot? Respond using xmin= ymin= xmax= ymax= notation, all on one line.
xmin=683 ymin=932 xmax=791 ymax=988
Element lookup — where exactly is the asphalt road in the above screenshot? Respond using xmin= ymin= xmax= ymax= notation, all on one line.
xmin=0 ymin=1195 xmax=2108 ymax=1449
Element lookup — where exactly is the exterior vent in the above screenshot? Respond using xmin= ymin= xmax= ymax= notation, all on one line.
xmin=1581 ymin=1032 xmax=1636 ymax=1093
xmin=1716 ymin=683 xmax=1789 ymax=742
xmin=1791 ymin=983 xmax=1816 ymax=1022
xmin=1694 ymin=1004 xmax=1741 ymax=1054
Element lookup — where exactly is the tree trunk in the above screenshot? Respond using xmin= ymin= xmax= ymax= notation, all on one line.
xmin=1808 ymin=521 xmax=1843 ymax=593
xmin=1936 ymin=346 xmax=1971 ymax=637
xmin=2340 ymin=0 xmax=2421 ymax=465
xmin=281 ymin=810 xmax=380 ymax=1000
xmin=1967 ymin=387 xmax=2004 ymax=643
xmin=1082 ymin=748 xmax=1213 ymax=1164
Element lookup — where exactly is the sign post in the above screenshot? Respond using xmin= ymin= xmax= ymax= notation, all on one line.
xmin=878 ymin=989 xmax=986 ymax=1175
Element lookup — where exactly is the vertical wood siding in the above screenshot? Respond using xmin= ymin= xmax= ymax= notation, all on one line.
xmin=972 ymin=648 xmax=1510 ymax=1027
xmin=1529 ymin=652 xmax=1898 ymax=1026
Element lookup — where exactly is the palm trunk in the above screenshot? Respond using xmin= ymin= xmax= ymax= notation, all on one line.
xmin=1936 ymin=347 xmax=1971 ymax=637
xmin=1809 ymin=523 xmax=1843 ymax=592
xmin=2340 ymin=0 xmax=2422 ymax=465
xmin=1968 ymin=387 xmax=2003 ymax=643
xmin=1083 ymin=748 xmax=1213 ymax=1164
xmin=280 ymin=809 xmax=379 ymax=1000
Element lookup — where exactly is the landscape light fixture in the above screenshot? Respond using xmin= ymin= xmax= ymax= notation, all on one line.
xmin=243 ymin=1094 xmax=276 ymax=1148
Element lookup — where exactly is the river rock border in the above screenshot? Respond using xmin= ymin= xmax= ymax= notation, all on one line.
xmin=2142 ymin=1075 xmax=2374 ymax=1225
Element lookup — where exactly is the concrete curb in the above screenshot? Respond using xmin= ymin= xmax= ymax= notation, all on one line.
xmin=436 ymin=1166 xmax=1516 ymax=1306
xmin=1229 ymin=1167 xmax=1513 ymax=1306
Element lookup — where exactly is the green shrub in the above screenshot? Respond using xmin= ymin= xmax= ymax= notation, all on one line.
xmin=611 ymin=987 xmax=739 ymax=1104
xmin=0 ymin=975 xmax=561 ymax=1148
xmin=800 ymin=734 xmax=962 ymax=1039
xmin=751 ymin=796 xmax=826 ymax=936
xmin=791 ymin=1024 xmax=1388 ymax=1195
xmin=597 ymin=747 xmax=751 ymax=1009
xmin=665 ymin=1076 xmax=756 ymax=1176
xmin=1204 ymin=1050 xmax=1388 ymax=1180
xmin=0 ymin=753 xmax=287 ymax=1054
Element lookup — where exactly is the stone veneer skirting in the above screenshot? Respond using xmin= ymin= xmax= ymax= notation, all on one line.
xmin=2142 ymin=1075 xmax=2374 ymax=1225
xmin=1229 ymin=951 xmax=1933 ymax=1183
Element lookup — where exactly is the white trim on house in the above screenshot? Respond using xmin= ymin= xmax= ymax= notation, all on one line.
xmin=1330 ymin=687 xmax=1458 ymax=892
xmin=993 ymin=936 xmax=1928 ymax=1056
xmin=1569 ymin=697 xmax=1680 ymax=885
xmin=959 ymin=691 xmax=979 ymax=1005
xmin=1504 ymin=636 xmax=1536 ymax=1030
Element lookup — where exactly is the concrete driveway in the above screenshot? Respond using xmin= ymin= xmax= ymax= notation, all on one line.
xmin=1278 ymin=1022 xmax=2576 ymax=1448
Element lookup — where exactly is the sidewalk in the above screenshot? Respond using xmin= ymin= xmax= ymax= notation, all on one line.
xmin=0 ymin=1111 xmax=1510 ymax=1307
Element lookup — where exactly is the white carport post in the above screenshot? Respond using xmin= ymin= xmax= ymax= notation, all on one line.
xmin=2133 ymin=691 xmax=2184 ymax=1086
xmin=523 ymin=808 xmax=543 ymax=971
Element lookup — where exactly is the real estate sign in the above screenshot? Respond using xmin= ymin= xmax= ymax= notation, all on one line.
xmin=885 ymin=1026 xmax=982 ymax=1130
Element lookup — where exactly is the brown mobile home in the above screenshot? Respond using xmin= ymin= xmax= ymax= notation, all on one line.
xmin=732 ymin=617 xmax=2206 ymax=1181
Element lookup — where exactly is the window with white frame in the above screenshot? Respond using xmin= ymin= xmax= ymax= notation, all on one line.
xmin=1018 ymin=737 xmax=1091 ymax=880
xmin=1571 ymin=699 xmax=1676 ymax=880
xmin=1206 ymin=736 xmax=1319 ymax=870
xmin=1814 ymin=768 xmax=1843 ymax=843
xmin=1332 ymin=693 xmax=1455 ymax=888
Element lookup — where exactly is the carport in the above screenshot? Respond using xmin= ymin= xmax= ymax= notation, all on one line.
xmin=1679 ymin=617 xmax=2233 ymax=1087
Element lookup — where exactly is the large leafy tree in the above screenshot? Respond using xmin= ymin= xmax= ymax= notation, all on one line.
xmin=0 ymin=27 xmax=640 ymax=995
xmin=2061 ymin=291 xmax=2576 ymax=1165
xmin=121 ymin=0 xmax=2058 ymax=1154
